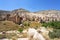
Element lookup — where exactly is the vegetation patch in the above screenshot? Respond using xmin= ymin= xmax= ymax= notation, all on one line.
xmin=42 ymin=21 xmax=60 ymax=29
xmin=0 ymin=21 xmax=20 ymax=31
xmin=49 ymin=29 xmax=60 ymax=39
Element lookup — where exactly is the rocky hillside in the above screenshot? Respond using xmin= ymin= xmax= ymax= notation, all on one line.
xmin=0 ymin=8 xmax=60 ymax=23
xmin=0 ymin=8 xmax=60 ymax=17
xmin=0 ymin=10 xmax=10 ymax=15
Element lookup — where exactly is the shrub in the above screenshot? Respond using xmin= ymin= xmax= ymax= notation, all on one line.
xmin=18 ymin=28 xmax=23 ymax=33
xmin=23 ymin=21 xmax=30 ymax=26
xmin=0 ymin=34 xmax=6 ymax=39
xmin=49 ymin=29 xmax=60 ymax=39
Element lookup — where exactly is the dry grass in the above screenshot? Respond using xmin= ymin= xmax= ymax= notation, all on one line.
xmin=30 ymin=21 xmax=42 ymax=28
xmin=0 ymin=21 xmax=20 ymax=31
xmin=23 ymin=21 xmax=42 ymax=29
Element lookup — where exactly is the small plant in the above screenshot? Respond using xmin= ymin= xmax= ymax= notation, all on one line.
xmin=3 ymin=23 xmax=6 ymax=25
xmin=49 ymin=29 xmax=60 ymax=39
xmin=18 ymin=28 xmax=23 ymax=33
xmin=23 ymin=21 xmax=30 ymax=27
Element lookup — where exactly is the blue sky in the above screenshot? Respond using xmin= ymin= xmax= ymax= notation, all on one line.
xmin=0 ymin=0 xmax=60 ymax=12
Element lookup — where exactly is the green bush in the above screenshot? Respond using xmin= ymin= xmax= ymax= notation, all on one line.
xmin=49 ymin=29 xmax=60 ymax=39
xmin=18 ymin=28 xmax=23 ymax=33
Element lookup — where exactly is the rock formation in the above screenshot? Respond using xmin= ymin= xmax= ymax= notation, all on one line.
xmin=0 ymin=8 xmax=60 ymax=24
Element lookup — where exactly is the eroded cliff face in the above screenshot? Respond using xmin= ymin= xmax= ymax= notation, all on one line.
xmin=0 ymin=8 xmax=60 ymax=24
